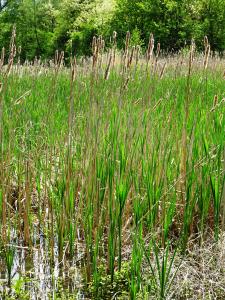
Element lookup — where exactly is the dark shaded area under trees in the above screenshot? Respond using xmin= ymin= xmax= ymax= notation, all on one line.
xmin=0 ymin=0 xmax=224 ymax=60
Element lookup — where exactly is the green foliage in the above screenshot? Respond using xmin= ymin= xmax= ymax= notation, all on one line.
xmin=0 ymin=0 xmax=57 ymax=59
xmin=111 ymin=0 xmax=225 ymax=51
xmin=194 ymin=0 xmax=225 ymax=51
xmin=53 ymin=0 xmax=96 ymax=56
xmin=130 ymin=27 xmax=144 ymax=47
xmin=0 ymin=0 xmax=224 ymax=59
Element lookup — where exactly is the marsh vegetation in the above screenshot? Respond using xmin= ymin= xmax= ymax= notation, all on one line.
xmin=0 ymin=31 xmax=224 ymax=299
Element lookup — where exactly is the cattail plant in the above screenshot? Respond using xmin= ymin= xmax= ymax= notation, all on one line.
xmin=127 ymin=46 xmax=135 ymax=69
xmin=92 ymin=36 xmax=99 ymax=72
xmin=203 ymin=36 xmax=210 ymax=70
xmin=143 ymin=241 xmax=180 ymax=300
xmin=104 ymin=50 xmax=112 ymax=80
xmin=122 ymin=31 xmax=130 ymax=74
xmin=159 ymin=62 xmax=167 ymax=79
xmin=0 ymin=31 xmax=224 ymax=299
xmin=112 ymin=31 xmax=117 ymax=68
xmin=96 ymin=35 xmax=104 ymax=75
xmin=63 ymin=55 xmax=77 ymax=256
xmin=4 ymin=245 xmax=15 ymax=287
xmin=146 ymin=33 xmax=154 ymax=69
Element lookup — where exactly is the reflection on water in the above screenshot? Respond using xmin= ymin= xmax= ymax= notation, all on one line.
xmin=0 ymin=229 xmax=86 ymax=299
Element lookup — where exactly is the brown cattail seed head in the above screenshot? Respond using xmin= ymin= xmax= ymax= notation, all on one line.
xmin=204 ymin=44 xmax=210 ymax=70
xmin=113 ymin=31 xmax=117 ymax=41
xmin=160 ymin=62 xmax=166 ymax=79
xmin=127 ymin=46 xmax=135 ymax=68
xmin=147 ymin=33 xmax=154 ymax=60
xmin=58 ymin=51 xmax=64 ymax=67
xmin=213 ymin=95 xmax=218 ymax=107
xmin=97 ymin=36 xmax=102 ymax=53
xmin=104 ymin=51 xmax=112 ymax=80
xmin=204 ymin=36 xmax=208 ymax=49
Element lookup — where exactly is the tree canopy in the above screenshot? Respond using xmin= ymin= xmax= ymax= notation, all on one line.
xmin=0 ymin=0 xmax=224 ymax=59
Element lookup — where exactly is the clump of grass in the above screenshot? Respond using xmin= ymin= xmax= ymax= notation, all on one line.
xmin=4 ymin=245 xmax=15 ymax=287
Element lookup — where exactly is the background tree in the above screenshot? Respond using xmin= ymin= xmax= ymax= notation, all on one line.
xmin=0 ymin=0 xmax=57 ymax=59
xmin=193 ymin=0 xmax=225 ymax=52
xmin=0 ymin=0 xmax=224 ymax=59
xmin=110 ymin=0 xmax=225 ymax=51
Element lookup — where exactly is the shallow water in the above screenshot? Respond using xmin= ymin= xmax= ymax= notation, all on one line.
xmin=0 ymin=229 xmax=87 ymax=299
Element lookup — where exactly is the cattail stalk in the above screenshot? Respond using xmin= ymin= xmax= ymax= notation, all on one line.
xmin=160 ymin=62 xmax=167 ymax=79
xmin=104 ymin=50 xmax=112 ymax=80
xmin=112 ymin=31 xmax=117 ymax=68
xmin=92 ymin=36 xmax=99 ymax=71
xmin=122 ymin=31 xmax=130 ymax=72
xmin=127 ymin=46 xmax=135 ymax=69
xmin=66 ymin=56 xmax=76 ymax=204
xmin=100 ymin=38 xmax=105 ymax=70
xmin=23 ymin=160 xmax=31 ymax=245
xmin=204 ymin=44 xmax=210 ymax=70
xmin=146 ymin=33 xmax=154 ymax=64
xmin=67 ymin=55 xmax=76 ymax=182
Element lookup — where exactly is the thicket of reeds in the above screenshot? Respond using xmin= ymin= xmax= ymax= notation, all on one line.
xmin=0 ymin=29 xmax=224 ymax=299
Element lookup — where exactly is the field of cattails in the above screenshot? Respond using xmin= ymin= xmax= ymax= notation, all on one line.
xmin=0 ymin=29 xmax=224 ymax=299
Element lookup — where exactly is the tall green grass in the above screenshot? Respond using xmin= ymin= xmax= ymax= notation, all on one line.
xmin=0 ymin=32 xmax=224 ymax=298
